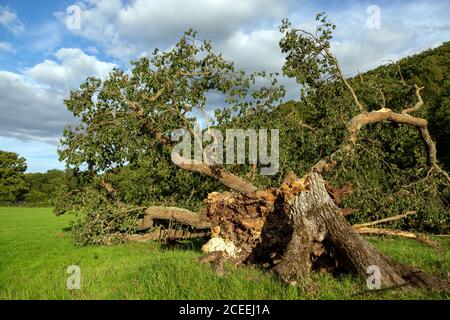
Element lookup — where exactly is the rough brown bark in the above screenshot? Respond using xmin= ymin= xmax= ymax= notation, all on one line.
xmin=274 ymin=173 xmax=403 ymax=287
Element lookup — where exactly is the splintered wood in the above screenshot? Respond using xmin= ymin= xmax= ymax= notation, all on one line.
xmin=201 ymin=174 xmax=309 ymax=266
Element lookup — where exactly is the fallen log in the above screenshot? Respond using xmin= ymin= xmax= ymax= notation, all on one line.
xmin=126 ymin=228 xmax=210 ymax=241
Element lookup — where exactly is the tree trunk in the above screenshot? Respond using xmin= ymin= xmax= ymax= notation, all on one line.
xmin=203 ymin=172 xmax=449 ymax=291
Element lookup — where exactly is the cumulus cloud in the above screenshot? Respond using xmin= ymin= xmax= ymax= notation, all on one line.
xmin=0 ymin=71 xmax=70 ymax=142
xmin=25 ymin=48 xmax=116 ymax=90
xmin=326 ymin=0 xmax=450 ymax=75
xmin=55 ymin=0 xmax=287 ymax=60
xmin=0 ymin=49 xmax=116 ymax=142
xmin=220 ymin=29 xmax=284 ymax=73
xmin=0 ymin=5 xmax=24 ymax=34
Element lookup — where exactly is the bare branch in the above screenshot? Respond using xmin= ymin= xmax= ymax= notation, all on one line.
xmin=352 ymin=211 xmax=417 ymax=228
xmin=347 ymin=108 xmax=428 ymax=144
xmin=353 ymin=226 xmax=441 ymax=249
xmin=324 ymin=47 xmax=366 ymax=113
xmin=347 ymin=106 xmax=450 ymax=183
xmin=402 ymin=84 xmax=425 ymax=114
xmin=98 ymin=178 xmax=115 ymax=195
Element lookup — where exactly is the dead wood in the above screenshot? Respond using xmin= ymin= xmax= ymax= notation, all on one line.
xmin=137 ymin=206 xmax=211 ymax=231
xmin=127 ymin=228 xmax=210 ymax=241
xmin=352 ymin=211 xmax=417 ymax=228
xmin=353 ymin=226 xmax=441 ymax=249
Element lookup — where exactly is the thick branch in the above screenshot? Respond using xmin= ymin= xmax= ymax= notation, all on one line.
xmin=171 ymin=152 xmax=258 ymax=195
xmin=137 ymin=206 xmax=211 ymax=231
xmin=347 ymin=107 xmax=450 ymax=183
xmin=127 ymin=229 xmax=210 ymax=241
xmin=347 ymin=108 xmax=428 ymax=144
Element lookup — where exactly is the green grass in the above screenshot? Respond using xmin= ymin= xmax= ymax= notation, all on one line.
xmin=0 ymin=207 xmax=448 ymax=300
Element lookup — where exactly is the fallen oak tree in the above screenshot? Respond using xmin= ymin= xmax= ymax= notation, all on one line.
xmin=131 ymin=17 xmax=448 ymax=290
xmin=56 ymin=17 xmax=450 ymax=292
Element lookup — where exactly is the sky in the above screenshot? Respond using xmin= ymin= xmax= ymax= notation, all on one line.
xmin=0 ymin=0 xmax=449 ymax=172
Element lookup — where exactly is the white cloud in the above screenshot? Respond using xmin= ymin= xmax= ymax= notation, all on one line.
xmin=219 ymin=28 xmax=298 ymax=100
xmin=0 ymin=48 xmax=116 ymax=142
xmin=25 ymin=48 xmax=116 ymax=90
xmin=2 ymin=0 xmax=450 ymax=146
xmin=0 ymin=5 xmax=24 ymax=34
xmin=220 ymin=29 xmax=283 ymax=73
xmin=55 ymin=0 xmax=287 ymax=61
xmin=0 ymin=41 xmax=15 ymax=53
xmin=332 ymin=27 xmax=410 ymax=75
xmin=325 ymin=0 xmax=450 ymax=75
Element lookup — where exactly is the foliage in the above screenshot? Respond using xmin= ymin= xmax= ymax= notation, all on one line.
xmin=0 ymin=150 xmax=28 ymax=203
xmin=217 ymin=14 xmax=450 ymax=233
xmin=24 ymin=169 xmax=68 ymax=205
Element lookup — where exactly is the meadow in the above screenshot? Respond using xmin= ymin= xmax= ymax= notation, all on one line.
xmin=0 ymin=207 xmax=448 ymax=300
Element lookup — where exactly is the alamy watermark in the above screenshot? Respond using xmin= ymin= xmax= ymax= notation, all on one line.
xmin=366 ymin=265 xmax=381 ymax=290
xmin=66 ymin=265 xmax=81 ymax=290
xmin=66 ymin=5 xmax=81 ymax=30
xmin=170 ymin=126 xmax=279 ymax=175
xmin=366 ymin=5 xmax=381 ymax=30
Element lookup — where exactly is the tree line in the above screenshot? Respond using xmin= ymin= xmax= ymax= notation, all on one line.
xmin=0 ymin=150 xmax=70 ymax=206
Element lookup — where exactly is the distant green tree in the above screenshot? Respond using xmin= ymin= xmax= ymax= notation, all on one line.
xmin=25 ymin=169 xmax=68 ymax=205
xmin=25 ymin=190 xmax=47 ymax=203
xmin=0 ymin=151 xmax=28 ymax=203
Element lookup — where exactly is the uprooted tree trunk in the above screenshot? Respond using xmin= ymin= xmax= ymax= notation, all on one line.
xmin=131 ymin=171 xmax=448 ymax=291
xmin=197 ymin=172 xmax=448 ymax=291
xmin=123 ymin=77 xmax=448 ymax=291
xmin=273 ymin=173 xmax=448 ymax=290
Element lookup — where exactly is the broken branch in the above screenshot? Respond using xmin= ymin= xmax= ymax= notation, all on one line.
xmin=137 ymin=206 xmax=211 ymax=231
xmin=352 ymin=211 xmax=417 ymax=228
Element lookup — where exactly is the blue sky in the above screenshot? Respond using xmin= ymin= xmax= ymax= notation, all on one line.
xmin=0 ymin=0 xmax=449 ymax=172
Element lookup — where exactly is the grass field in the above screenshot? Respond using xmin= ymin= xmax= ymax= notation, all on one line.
xmin=0 ymin=207 xmax=448 ymax=300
